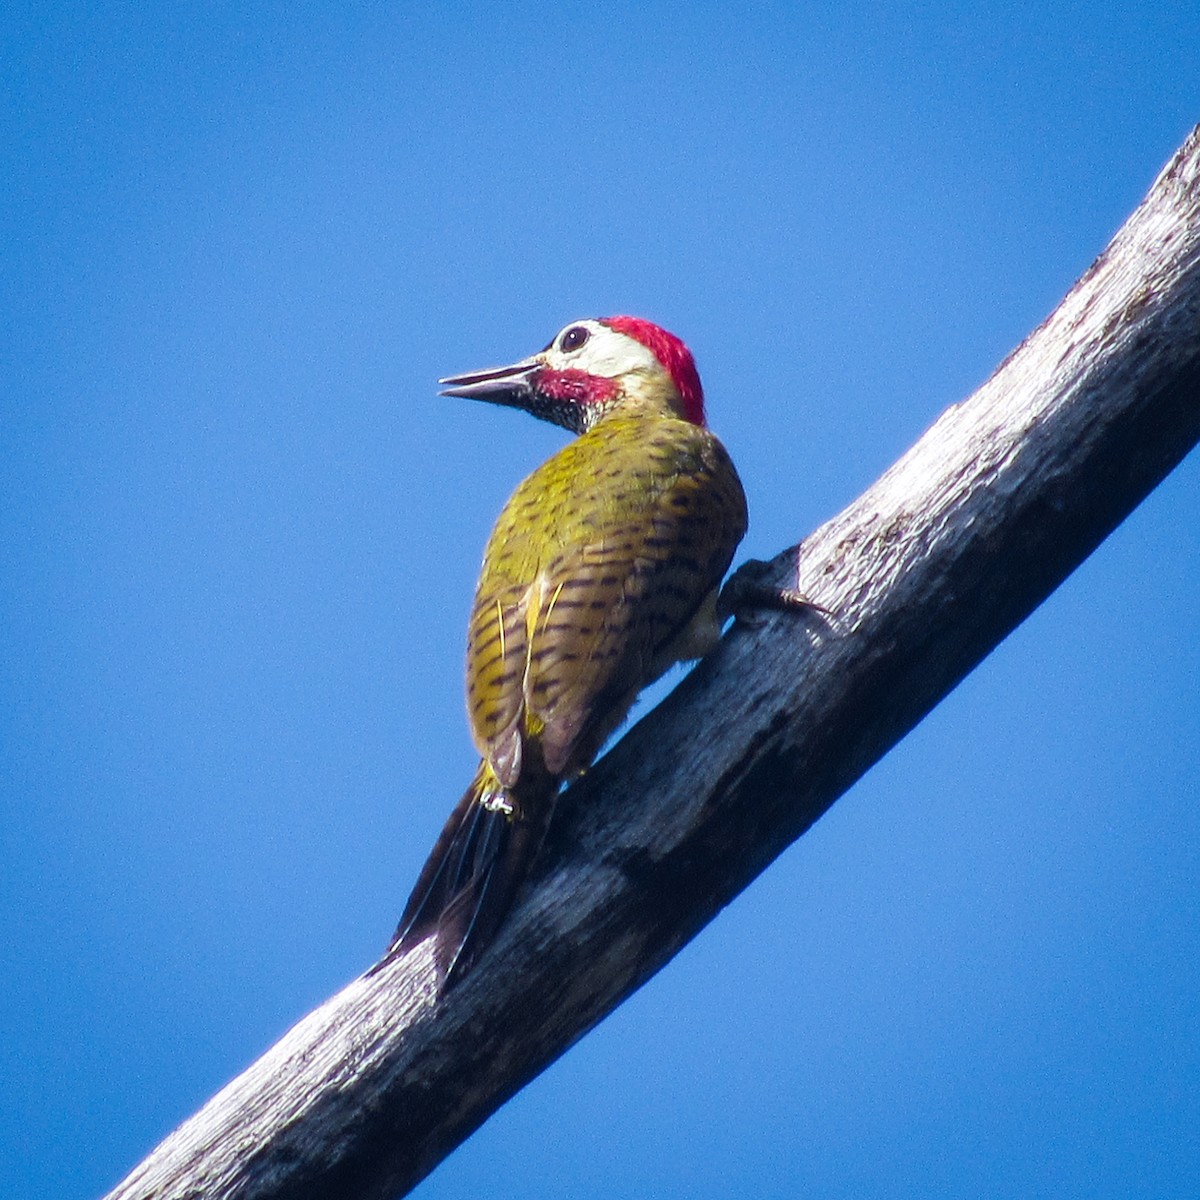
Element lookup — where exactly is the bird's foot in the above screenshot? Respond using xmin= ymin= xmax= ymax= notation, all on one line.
xmin=719 ymin=558 xmax=832 ymax=628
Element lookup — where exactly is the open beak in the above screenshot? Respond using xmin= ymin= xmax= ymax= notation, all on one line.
xmin=438 ymin=355 xmax=542 ymax=408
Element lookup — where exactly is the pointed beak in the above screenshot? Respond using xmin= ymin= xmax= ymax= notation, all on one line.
xmin=438 ymin=355 xmax=542 ymax=408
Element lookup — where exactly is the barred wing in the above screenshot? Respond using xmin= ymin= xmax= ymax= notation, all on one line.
xmin=466 ymin=417 xmax=747 ymax=785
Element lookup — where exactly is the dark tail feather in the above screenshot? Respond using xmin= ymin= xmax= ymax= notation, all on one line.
xmin=384 ymin=764 xmax=553 ymax=987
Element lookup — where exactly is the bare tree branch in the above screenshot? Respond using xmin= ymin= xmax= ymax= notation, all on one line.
xmin=103 ymin=125 xmax=1200 ymax=1200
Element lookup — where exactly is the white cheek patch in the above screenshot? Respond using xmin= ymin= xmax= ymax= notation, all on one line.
xmin=549 ymin=324 xmax=662 ymax=381
xmin=580 ymin=336 xmax=661 ymax=379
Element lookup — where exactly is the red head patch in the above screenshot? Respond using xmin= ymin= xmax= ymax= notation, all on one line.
xmin=602 ymin=316 xmax=706 ymax=426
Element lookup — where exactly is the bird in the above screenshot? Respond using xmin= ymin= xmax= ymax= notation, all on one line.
xmin=388 ymin=316 xmax=749 ymax=986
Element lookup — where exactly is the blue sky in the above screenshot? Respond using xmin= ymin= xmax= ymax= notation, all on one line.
xmin=3 ymin=3 xmax=1199 ymax=1197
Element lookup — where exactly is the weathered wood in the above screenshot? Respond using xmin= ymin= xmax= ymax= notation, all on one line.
xmin=103 ymin=125 xmax=1200 ymax=1200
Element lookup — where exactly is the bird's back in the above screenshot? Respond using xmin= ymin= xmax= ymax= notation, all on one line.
xmin=467 ymin=411 xmax=748 ymax=790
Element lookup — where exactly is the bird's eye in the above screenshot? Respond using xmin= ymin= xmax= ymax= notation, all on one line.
xmin=560 ymin=325 xmax=590 ymax=353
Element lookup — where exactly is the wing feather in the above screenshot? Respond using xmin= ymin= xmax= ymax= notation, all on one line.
xmin=465 ymin=415 xmax=747 ymax=783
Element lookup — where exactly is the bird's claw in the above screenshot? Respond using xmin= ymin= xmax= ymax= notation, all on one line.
xmin=719 ymin=558 xmax=831 ymax=628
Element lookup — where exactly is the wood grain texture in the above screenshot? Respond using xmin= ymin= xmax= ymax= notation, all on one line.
xmin=103 ymin=125 xmax=1200 ymax=1200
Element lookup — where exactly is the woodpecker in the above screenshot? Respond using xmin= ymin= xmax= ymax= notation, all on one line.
xmin=390 ymin=316 xmax=748 ymax=985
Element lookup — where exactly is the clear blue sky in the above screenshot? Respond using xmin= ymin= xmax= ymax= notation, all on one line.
xmin=3 ymin=4 xmax=1199 ymax=1197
